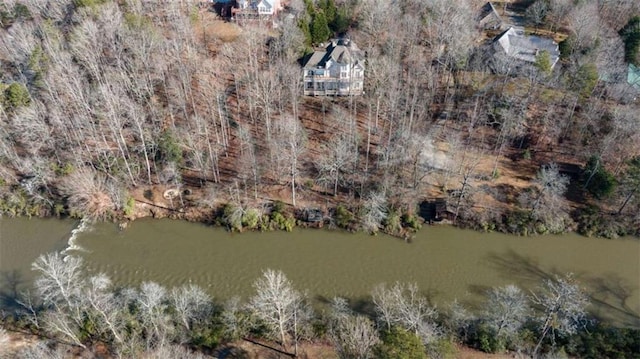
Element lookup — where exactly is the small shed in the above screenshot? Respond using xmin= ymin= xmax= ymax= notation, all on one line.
xmin=419 ymin=198 xmax=454 ymax=223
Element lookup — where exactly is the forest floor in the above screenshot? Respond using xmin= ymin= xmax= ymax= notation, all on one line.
xmin=0 ymin=331 xmax=520 ymax=359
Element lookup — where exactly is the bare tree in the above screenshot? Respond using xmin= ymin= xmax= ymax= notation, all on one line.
xmin=273 ymin=117 xmax=307 ymax=207
xmin=60 ymin=167 xmax=116 ymax=220
xmin=371 ymin=282 xmax=440 ymax=345
xmin=330 ymin=314 xmax=380 ymax=359
xmin=519 ymin=163 xmax=571 ymax=233
xmin=248 ymin=269 xmax=311 ymax=354
xmin=525 ymin=0 xmax=549 ymax=28
xmin=15 ymin=341 xmax=67 ymax=359
xmin=484 ymin=285 xmax=530 ymax=342
xmin=360 ymin=191 xmax=388 ymax=233
xmin=81 ymin=274 xmax=125 ymax=345
xmin=221 ymin=296 xmax=253 ymax=340
xmin=0 ymin=327 xmax=10 ymax=349
xmin=567 ymin=2 xmax=600 ymax=57
xmin=531 ymin=274 xmax=589 ymax=357
xmin=135 ymin=281 xmax=174 ymax=349
xmin=317 ymin=133 xmax=357 ymax=196
xmin=170 ymin=284 xmax=212 ymax=333
xmin=423 ymin=0 xmax=476 ymax=66
xmin=31 ymin=253 xmax=86 ymax=347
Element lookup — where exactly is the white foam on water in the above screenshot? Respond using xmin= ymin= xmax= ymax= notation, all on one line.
xmin=61 ymin=217 xmax=92 ymax=259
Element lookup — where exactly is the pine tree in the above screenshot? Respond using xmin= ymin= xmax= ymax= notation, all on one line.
xmin=311 ymin=11 xmax=331 ymax=44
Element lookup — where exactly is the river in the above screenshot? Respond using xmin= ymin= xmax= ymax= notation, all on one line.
xmin=1 ymin=217 xmax=638 ymax=328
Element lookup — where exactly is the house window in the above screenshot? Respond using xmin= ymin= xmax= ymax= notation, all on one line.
xmin=308 ymin=71 xmax=314 ymax=76
xmin=305 ymin=82 xmax=313 ymax=89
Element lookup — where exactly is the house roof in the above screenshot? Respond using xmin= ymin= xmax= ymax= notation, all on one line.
xmin=303 ymin=39 xmax=364 ymax=68
xmin=494 ymin=27 xmax=560 ymax=69
xmin=258 ymin=0 xmax=272 ymax=9
xmin=628 ymin=64 xmax=640 ymax=89
xmin=477 ymin=2 xmax=501 ymax=23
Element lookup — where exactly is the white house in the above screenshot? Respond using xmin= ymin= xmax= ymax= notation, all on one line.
xmin=302 ymin=39 xmax=365 ymax=96
xmin=234 ymin=0 xmax=281 ymax=16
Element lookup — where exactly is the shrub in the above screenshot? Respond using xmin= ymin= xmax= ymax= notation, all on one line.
xmin=402 ymin=213 xmax=422 ymax=231
xmin=384 ymin=209 xmax=402 ymax=234
xmin=428 ymin=338 xmax=458 ymax=359
xmin=562 ymin=323 xmax=640 ymax=359
xmin=334 ymin=204 xmax=354 ymax=229
xmin=271 ymin=200 xmax=286 ymax=216
xmin=157 ymin=130 xmax=183 ymax=164
xmin=374 ymin=327 xmax=427 ymax=359
xmin=52 ymin=162 xmax=74 ymax=176
xmin=222 ymin=204 xmax=243 ymax=232
xmin=468 ymin=324 xmax=506 ymax=353
xmin=124 ymin=197 xmax=135 ymax=217
xmin=242 ymin=208 xmax=260 ymax=230
xmin=271 ymin=212 xmax=295 ymax=232
xmin=3 ymin=82 xmax=30 ymax=109
xmin=73 ymin=0 xmax=105 ymax=8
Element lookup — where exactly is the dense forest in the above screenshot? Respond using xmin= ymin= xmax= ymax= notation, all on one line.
xmin=1 ymin=1 xmax=640 ymax=357
xmin=1 ymin=252 xmax=638 ymax=358
xmin=1 ymin=0 xmax=640 ymax=237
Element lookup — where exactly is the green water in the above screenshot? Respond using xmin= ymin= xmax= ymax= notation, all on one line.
xmin=1 ymin=217 xmax=639 ymax=327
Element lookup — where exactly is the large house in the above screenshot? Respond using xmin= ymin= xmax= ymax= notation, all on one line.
xmin=302 ymin=39 xmax=365 ymax=96
xmin=492 ymin=27 xmax=560 ymax=71
xmin=233 ymin=0 xmax=281 ymax=17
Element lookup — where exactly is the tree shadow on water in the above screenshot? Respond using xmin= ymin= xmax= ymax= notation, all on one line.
xmin=315 ymin=294 xmax=377 ymax=318
xmin=0 ymin=270 xmax=27 ymax=312
xmin=485 ymin=249 xmax=561 ymax=286
xmin=584 ymin=273 xmax=640 ymax=328
xmin=484 ymin=250 xmax=640 ymax=328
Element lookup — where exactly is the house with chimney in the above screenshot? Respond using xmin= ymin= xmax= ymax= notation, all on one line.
xmin=302 ymin=39 xmax=365 ymax=96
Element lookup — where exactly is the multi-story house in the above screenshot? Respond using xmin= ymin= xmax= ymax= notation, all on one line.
xmin=302 ymin=39 xmax=365 ymax=96
xmin=233 ymin=0 xmax=281 ymax=17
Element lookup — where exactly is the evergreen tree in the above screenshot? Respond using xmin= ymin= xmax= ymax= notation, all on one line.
xmin=320 ymin=0 xmax=337 ymax=26
xmin=298 ymin=17 xmax=312 ymax=47
xmin=311 ymin=11 xmax=331 ymax=44
xmin=581 ymin=156 xmax=616 ymax=200
xmin=619 ymin=16 xmax=640 ymax=66
xmin=331 ymin=7 xmax=350 ymax=34
xmin=534 ymin=50 xmax=552 ymax=75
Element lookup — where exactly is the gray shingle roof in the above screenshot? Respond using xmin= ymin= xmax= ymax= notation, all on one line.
xmin=494 ymin=27 xmax=560 ymax=68
xmin=303 ymin=39 xmax=363 ymax=68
